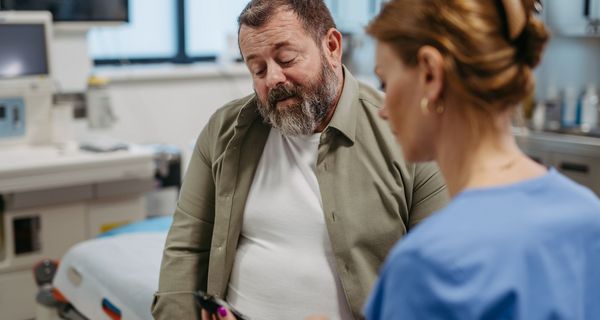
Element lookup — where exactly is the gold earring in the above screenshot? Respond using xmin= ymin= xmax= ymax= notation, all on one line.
xmin=435 ymin=104 xmax=445 ymax=114
xmin=420 ymin=97 xmax=429 ymax=115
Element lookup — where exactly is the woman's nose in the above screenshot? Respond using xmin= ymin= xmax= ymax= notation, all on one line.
xmin=379 ymin=103 xmax=389 ymax=120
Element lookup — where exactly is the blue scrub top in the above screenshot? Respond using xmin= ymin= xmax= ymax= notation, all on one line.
xmin=364 ymin=168 xmax=600 ymax=320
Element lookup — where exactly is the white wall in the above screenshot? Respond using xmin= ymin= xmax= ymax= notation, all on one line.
xmin=52 ymin=30 xmax=93 ymax=92
xmin=536 ymin=36 xmax=600 ymax=98
xmin=74 ymin=64 xmax=253 ymax=169
xmin=536 ymin=0 xmax=600 ymax=98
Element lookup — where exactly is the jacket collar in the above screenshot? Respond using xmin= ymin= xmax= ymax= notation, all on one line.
xmin=326 ymin=66 xmax=359 ymax=144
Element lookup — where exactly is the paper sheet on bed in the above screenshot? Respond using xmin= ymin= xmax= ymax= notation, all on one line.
xmin=53 ymin=232 xmax=167 ymax=320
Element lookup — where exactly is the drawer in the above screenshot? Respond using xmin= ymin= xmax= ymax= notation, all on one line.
xmin=549 ymin=152 xmax=600 ymax=196
xmin=1 ymin=203 xmax=86 ymax=273
xmin=0 ymin=269 xmax=37 ymax=320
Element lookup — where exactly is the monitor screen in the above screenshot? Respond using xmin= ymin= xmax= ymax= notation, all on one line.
xmin=0 ymin=0 xmax=128 ymax=22
xmin=0 ymin=24 xmax=48 ymax=78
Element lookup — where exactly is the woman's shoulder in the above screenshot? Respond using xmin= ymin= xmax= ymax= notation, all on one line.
xmin=387 ymin=170 xmax=600 ymax=276
xmin=384 ymin=201 xmax=483 ymax=272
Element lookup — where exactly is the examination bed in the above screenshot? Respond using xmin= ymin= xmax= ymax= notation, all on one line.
xmin=49 ymin=216 xmax=172 ymax=320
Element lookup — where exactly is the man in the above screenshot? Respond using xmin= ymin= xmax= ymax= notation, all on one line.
xmin=152 ymin=0 xmax=448 ymax=319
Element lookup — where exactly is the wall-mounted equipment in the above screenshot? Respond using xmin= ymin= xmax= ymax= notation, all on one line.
xmin=0 ymin=11 xmax=54 ymax=146
xmin=0 ymin=1 xmax=129 ymax=92
xmin=0 ymin=97 xmax=25 ymax=139
xmin=0 ymin=12 xmax=52 ymax=80
xmin=546 ymin=0 xmax=600 ymax=36
xmin=0 ymin=0 xmax=128 ymax=24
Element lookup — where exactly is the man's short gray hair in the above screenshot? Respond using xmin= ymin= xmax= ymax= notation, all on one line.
xmin=238 ymin=0 xmax=336 ymax=44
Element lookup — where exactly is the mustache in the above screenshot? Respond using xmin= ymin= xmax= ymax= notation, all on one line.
xmin=268 ymin=84 xmax=301 ymax=107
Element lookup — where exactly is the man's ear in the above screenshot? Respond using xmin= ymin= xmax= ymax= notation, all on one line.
xmin=323 ymin=28 xmax=343 ymax=67
xmin=417 ymin=46 xmax=445 ymax=103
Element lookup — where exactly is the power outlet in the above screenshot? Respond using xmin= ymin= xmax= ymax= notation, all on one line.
xmin=0 ymin=97 xmax=26 ymax=138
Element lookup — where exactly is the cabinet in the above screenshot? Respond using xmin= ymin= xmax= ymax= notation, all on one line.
xmin=515 ymin=130 xmax=600 ymax=195
xmin=546 ymin=0 xmax=600 ymax=36
xmin=0 ymin=203 xmax=86 ymax=320
xmin=0 ymin=195 xmax=148 ymax=320
xmin=0 ymin=146 xmax=155 ymax=319
xmin=550 ymin=152 xmax=600 ymax=192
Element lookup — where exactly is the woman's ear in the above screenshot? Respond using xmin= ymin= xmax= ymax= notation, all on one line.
xmin=417 ymin=46 xmax=445 ymax=103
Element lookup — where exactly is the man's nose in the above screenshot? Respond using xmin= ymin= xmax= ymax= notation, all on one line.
xmin=265 ymin=64 xmax=286 ymax=89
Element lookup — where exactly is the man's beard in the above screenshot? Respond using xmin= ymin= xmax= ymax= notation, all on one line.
xmin=255 ymin=57 xmax=339 ymax=136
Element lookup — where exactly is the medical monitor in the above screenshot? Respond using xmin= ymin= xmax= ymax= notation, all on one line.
xmin=0 ymin=11 xmax=52 ymax=80
xmin=0 ymin=0 xmax=129 ymax=23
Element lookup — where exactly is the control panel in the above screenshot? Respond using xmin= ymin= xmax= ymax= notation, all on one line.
xmin=0 ymin=97 xmax=25 ymax=139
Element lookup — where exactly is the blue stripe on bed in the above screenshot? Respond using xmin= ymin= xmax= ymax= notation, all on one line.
xmin=98 ymin=215 xmax=173 ymax=237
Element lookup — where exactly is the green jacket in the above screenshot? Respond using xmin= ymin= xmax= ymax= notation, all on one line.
xmin=152 ymin=69 xmax=449 ymax=319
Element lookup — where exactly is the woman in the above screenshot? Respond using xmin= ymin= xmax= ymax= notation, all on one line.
xmin=363 ymin=0 xmax=600 ymax=319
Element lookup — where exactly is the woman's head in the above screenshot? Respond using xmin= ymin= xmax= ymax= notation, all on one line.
xmin=367 ymin=0 xmax=549 ymax=162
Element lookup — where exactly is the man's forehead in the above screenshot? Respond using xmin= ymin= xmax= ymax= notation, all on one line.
xmin=240 ymin=25 xmax=299 ymax=44
xmin=239 ymin=19 xmax=310 ymax=59
xmin=240 ymin=13 xmax=304 ymax=39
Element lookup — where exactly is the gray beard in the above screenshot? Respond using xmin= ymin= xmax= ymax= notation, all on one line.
xmin=256 ymin=59 xmax=339 ymax=136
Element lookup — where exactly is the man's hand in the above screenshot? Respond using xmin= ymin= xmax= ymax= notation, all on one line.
xmin=201 ymin=307 xmax=236 ymax=320
xmin=201 ymin=307 xmax=331 ymax=320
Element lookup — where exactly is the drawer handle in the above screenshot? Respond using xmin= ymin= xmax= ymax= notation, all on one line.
xmin=560 ymin=162 xmax=589 ymax=174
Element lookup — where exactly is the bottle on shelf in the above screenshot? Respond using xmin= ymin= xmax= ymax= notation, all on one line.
xmin=532 ymin=101 xmax=546 ymax=131
xmin=561 ymin=87 xmax=578 ymax=128
xmin=580 ymin=84 xmax=599 ymax=132
xmin=544 ymin=86 xmax=561 ymax=130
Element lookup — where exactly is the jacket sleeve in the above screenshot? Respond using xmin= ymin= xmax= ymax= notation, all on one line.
xmin=152 ymin=122 xmax=216 ymax=320
xmin=408 ymin=162 xmax=449 ymax=228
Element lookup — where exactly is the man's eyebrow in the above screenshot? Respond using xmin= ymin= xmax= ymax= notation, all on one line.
xmin=245 ymin=54 xmax=258 ymax=63
xmin=245 ymin=41 xmax=294 ymax=63
xmin=274 ymin=41 xmax=293 ymax=50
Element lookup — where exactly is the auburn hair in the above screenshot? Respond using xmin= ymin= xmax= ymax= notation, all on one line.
xmin=367 ymin=0 xmax=549 ymax=115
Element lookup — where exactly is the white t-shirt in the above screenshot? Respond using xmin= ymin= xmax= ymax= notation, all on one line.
xmin=226 ymin=128 xmax=353 ymax=320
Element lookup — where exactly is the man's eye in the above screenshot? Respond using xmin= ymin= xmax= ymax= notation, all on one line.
xmin=280 ymin=57 xmax=295 ymax=65
xmin=379 ymin=82 xmax=386 ymax=92
xmin=255 ymin=69 xmax=266 ymax=76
